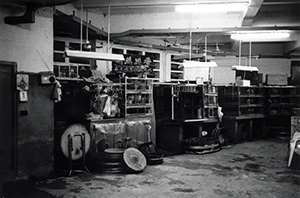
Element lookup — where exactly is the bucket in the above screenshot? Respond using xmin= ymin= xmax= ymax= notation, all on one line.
xmin=104 ymin=148 xmax=124 ymax=162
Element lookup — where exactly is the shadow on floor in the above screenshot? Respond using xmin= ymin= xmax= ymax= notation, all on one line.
xmin=3 ymin=177 xmax=55 ymax=198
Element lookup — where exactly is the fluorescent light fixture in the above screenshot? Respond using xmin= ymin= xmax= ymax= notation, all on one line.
xmin=231 ymin=65 xmax=259 ymax=72
xmin=65 ymin=50 xmax=125 ymax=61
xmin=231 ymin=32 xmax=291 ymax=42
xmin=181 ymin=60 xmax=218 ymax=68
xmin=175 ymin=3 xmax=248 ymax=13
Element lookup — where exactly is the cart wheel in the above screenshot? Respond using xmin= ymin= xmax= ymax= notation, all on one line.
xmin=211 ymin=127 xmax=219 ymax=138
xmin=215 ymin=128 xmax=229 ymax=146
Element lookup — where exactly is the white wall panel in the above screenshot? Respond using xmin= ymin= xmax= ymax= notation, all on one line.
xmin=0 ymin=7 xmax=53 ymax=72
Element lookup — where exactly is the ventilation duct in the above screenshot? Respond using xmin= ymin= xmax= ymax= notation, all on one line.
xmin=5 ymin=4 xmax=38 ymax=24
xmin=4 ymin=0 xmax=76 ymax=24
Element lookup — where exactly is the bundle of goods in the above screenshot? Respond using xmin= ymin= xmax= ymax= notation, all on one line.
xmin=138 ymin=142 xmax=164 ymax=165
xmin=182 ymin=136 xmax=221 ymax=155
xmin=138 ymin=123 xmax=163 ymax=165
xmin=95 ymin=147 xmax=148 ymax=174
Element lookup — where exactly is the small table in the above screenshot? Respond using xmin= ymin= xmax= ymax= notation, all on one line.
xmin=221 ymin=114 xmax=265 ymax=143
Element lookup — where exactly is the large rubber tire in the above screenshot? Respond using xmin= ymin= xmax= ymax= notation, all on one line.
xmin=122 ymin=148 xmax=147 ymax=173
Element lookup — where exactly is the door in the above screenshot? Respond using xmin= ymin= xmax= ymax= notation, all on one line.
xmin=291 ymin=61 xmax=300 ymax=85
xmin=0 ymin=61 xmax=17 ymax=187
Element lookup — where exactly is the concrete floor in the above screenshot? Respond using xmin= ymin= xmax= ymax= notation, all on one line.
xmin=3 ymin=138 xmax=300 ymax=198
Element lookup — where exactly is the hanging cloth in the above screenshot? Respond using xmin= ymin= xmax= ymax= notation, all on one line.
xmin=93 ymin=122 xmax=125 ymax=135
xmin=103 ymin=95 xmax=112 ymax=116
xmin=52 ymin=80 xmax=62 ymax=103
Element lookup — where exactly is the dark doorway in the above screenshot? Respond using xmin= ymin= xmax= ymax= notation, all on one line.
xmin=0 ymin=61 xmax=17 ymax=189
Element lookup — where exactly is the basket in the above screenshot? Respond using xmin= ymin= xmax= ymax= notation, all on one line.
xmin=182 ymin=137 xmax=221 ymax=154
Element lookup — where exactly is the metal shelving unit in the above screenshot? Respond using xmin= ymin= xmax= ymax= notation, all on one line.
xmin=218 ymin=85 xmax=265 ymax=143
xmin=265 ymin=85 xmax=300 ymax=137
xmin=122 ymin=77 xmax=153 ymax=118
xmin=54 ymin=38 xmax=92 ymax=79
xmin=153 ymin=83 xmax=223 ymax=153
xmin=218 ymin=86 xmax=265 ymax=117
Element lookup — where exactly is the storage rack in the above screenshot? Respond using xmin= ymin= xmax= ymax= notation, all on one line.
xmin=153 ymin=82 xmax=221 ymax=153
xmin=170 ymin=60 xmax=184 ymax=81
xmin=172 ymin=83 xmax=219 ymax=121
xmin=54 ymin=38 xmax=92 ymax=79
xmin=218 ymin=85 xmax=265 ymax=143
xmin=218 ymin=86 xmax=265 ymax=117
xmin=265 ymin=86 xmax=300 ymax=138
xmin=111 ymin=47 xmax=161 ymax=81
xmin=121 ymin=77 xmax=153 ymax=118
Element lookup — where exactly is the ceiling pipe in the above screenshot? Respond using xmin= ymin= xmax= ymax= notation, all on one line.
xmin=107 ymin=2 xmax=111 ymax=53
xmin=249 ymin=41 xmax=251 ymax=66
xmin=238 ymin=54 xmax=300 ymax=59
xmin=205 ymin=35 xmax=208 ymax=62
xmin=189 ymin=31 xmax=192 ymax=61
xmin=80 ymin=0 xmax=83 ymax=51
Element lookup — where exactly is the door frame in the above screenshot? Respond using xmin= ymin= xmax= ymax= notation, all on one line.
xmin=0 ymin=61 xmax=17 ymax=180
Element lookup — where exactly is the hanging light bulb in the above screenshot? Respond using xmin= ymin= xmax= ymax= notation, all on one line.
xmin=84 ymin=8 xmax=91 ymax=50
xmin=84 ymin=40 xmax=92 ymax=50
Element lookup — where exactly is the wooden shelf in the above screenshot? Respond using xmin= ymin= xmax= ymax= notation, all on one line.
xmin=265 ymin=86 xmax=300 ymax=135
xmin=122 ymin=77 xmax=154 ymax=118
xmin=218 ymin=85 xmax=265 ymax=117
xmin=125 ymin=104 xmax=152 ymax=108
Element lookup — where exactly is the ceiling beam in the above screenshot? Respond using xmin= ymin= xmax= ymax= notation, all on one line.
xmin=284 ymin=35 xmax=300 ymax=54
xmin=110 ymin=27 xmax=300 ymax=38
xmin=1 ymin=0 xmax=76 ymax=6
xmin=75 ymin=0 xmax=250 ymax=9
xmin=262 ymin=0 xmax=300 ymax=5
xmin=55 ymin=13 xmax=107 ymax=39
xmin=242 ymin=0 xmax=264 ymax=26
xmin=112 ymin=38 xmax=191 ymax=53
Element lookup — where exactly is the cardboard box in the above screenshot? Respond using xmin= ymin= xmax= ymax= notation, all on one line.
xmin=235 ymin=79 xmax=251 ymax=86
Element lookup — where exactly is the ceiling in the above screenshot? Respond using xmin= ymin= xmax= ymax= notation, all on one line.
xmin=2 ymin=0 xmax=300 ymax=58
xmin=71 ymin=0 xmax=300 ymax=58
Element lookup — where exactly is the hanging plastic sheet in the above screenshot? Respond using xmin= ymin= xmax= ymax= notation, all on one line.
xmin=93 ymin=122 xmax=125 ymax=135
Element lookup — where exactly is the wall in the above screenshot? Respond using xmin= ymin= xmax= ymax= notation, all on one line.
xmin=0 ymin=6 xmax=53 ymax=72
xmin=212 ymin=57 xmax=293 ymax=85
xmin=0 ymin=6 xmax=54 ymax=179
xmin=211 ymin=41 xmax=299 ymax=85
xmin=17 ymin=73 xmax=54 ymax=177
